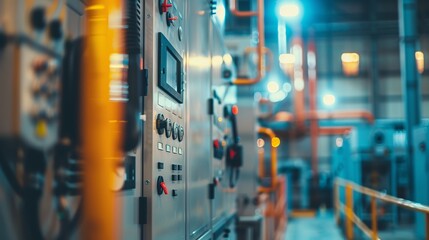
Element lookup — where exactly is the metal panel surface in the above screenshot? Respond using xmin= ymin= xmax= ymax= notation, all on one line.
xmin=185 ymin=0 xmax=212 ymax=239
xmin=143 ymin=0 xmax=187 ymax=239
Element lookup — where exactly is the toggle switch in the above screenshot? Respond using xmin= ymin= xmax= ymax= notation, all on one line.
xmin=157 ymin=176 xmax=168 ymax=195
xmin=166 ymin=12 xmax=178 ymax=27
xmin=159 ymin=0 xmax=173 ymax=14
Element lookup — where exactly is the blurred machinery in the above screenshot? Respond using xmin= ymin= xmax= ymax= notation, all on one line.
xmin=332 ymin=120 xmax=410 ymax=231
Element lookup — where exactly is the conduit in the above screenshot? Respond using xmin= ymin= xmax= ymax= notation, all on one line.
xmin=229 ymin=0 xmax=266 ymax=85
xmin=258 ymin=127 xmax=278 ymax=192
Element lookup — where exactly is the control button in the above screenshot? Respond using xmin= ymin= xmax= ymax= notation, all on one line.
xmin=159 ymin=0 xmax=173 ymax=14
xmin=172 ymin=146 xmax=178 ymax=154
xmin=172 ymin=122 xmax=179 ymax=140
xmin=35 ymin=120 xmax=48 ymax=138
xmin=178 ymin=125 xmax=184 ymax=142
xmin=172 ymin=190 xmax=178 ymax=197
xmin=157 ymin=176 xmax=168 ymax=195
xmin=172 ymin=164 xmax=178 ymax=171
xmin=156 ymin=113 xmax=166 ymax=135
xmin=48 ymin=19 xmax=63 ymax=40
xmin=158 ymin=162 xmax=164 ymax=170
xmin=157 ymin=142 xmax=164 ymax=151
xmin=30 ymin=7 xmax=46 ymax=30
xmin=178 ymin=26 xmax=183 ymax=41
xmin=178 ymin=175 xmax=182 ymax=181
xmin=178 ymin=148 xmax=183 ymax=155
xmin=172 ymin=175 xmax=177 ymax=181
xmin=165 ymin=118 xmax=172 ymax=138
xmin=165 ymin=144 xmax=171 ymax=152
xmin=178 ymin=165 xmax=182 ymax=171
xmin=166 ymin=12 xmax=178 ymax=27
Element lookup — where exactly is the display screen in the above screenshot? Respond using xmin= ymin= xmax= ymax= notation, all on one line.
xmin=166 ymin=50 xmax=179 ymax=92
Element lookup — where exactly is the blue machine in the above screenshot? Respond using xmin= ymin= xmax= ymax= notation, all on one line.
xmin=413 ymin=125 xmax=429 ymax=240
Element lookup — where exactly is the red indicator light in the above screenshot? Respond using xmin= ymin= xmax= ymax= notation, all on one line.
xmin=231 ymin=105 xmax=239 ymax=115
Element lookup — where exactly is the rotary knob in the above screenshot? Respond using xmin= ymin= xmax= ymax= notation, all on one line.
xmin=165 ymin=118 xmax=172 ymax=138
xmin=178 ymin=125 xmax=184 ymax=142
xmin=156 ymin=114 xmax=166 ymax=135
xmin=172 ymin=122 xmax=179 ymax=140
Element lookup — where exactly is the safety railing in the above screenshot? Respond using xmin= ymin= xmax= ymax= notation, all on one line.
xmin=334 ymin=178 xmax=429 ymax=240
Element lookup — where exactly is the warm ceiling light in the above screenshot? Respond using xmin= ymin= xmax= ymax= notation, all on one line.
xmin=341 ymin=52 xmax=360 ymax=76
xmin=278 ymin=3 xmax=301 ymax=19
xmin=279 ymin=53 xmax=295 ymax=64
xmin=323 ymin=94 xmax=336 ymax=106
xmin=416 ymin=51 xmax=424 ymax=74
xmin=267 ymin=81 xmax=280 ymax=93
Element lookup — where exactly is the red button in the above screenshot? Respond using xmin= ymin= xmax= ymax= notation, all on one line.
xmin=213 ymin=139 xmax=220 ymax=149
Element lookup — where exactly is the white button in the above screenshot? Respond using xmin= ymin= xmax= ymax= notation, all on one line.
xmin=172 ymin=146 xmax=178 ymax=154
xmin=166 ymin=144 xmax=171 ymax=152
xmin=178 ymin=148 xmax=183 ymax=155
xmin=158 ymin=93 xmax=165 ymax=107
xmin=157 ymin=142 xmax=163 ymax=151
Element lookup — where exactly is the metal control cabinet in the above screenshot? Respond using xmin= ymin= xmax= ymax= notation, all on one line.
xmin=143 ymin=0 xmax=187 ymax=239
xmin=210 ymin=15 xmax=238 ymax=238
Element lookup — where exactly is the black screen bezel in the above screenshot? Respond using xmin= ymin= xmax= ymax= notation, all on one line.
xmin=158 ymin=32 xmax=183 ymax=103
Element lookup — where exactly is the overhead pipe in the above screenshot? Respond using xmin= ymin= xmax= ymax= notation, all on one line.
xmin=258 ymin=127 xmax=278 ymax=193
xmin=229 ymin=0 xmax=266 ymax=85
xmin=305 ymin=110 xmax=375 ymax=124
xmin=318 ymin=127 xmax=352 ymax=136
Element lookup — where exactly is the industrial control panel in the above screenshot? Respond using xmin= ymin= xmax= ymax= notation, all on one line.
xmin=143 ymin=0 xmax=186 ymax=239
xmin=0 ymin=0 xmax=67 ymax=150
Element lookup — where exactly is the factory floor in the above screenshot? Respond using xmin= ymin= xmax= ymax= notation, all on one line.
xmin=284 ymin=210 xmax=418 ymax=240
xmin=285 ymin=211 xmax=344 ymax=240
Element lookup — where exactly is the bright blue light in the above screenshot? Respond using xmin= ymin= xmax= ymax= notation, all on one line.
xmin=277 ymin=2 xmax=302 ymax=20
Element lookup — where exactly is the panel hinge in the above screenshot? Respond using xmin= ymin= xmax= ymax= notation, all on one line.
xmin=138 ymin=197 xmax=148 ymax=225
xmin=208 ymin=98 xmax=214 ymax=115
xmin=208 ymin=183 xmax=215 ymax=200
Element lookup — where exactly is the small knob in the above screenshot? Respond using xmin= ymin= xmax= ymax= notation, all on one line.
xmin=30 ymin=7 xmax=46 ymax=31
xmin=48 ymin=19 xmax=63 ymax=40
xmin=178 ymin=125 xmax=184 ymax=142
xmin=172 ymin=122 xmax=179 ymax=140
xmin=156 ymin=114 xmax=166 ymax=135
xmin=165 ymin=118 xmax=172 ymax=138
xmin=160 ymin=182 xmax=168 ymax=194
xmin=159 ymin=0 xmax=173 ymax=14
xmin=166 ymin=12 xmax=178 ymax=27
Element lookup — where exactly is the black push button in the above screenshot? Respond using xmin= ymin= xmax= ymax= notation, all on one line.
xmin=157 ymin=162 xmax=164 ymax=169
xmin=172 ymin=175 xmax=177 ymax=181
xmin=172 ymin=164 xmax=178 ymax=170
xmin=172 ymin=189 xmax=178 ymax=197
xmin=178 ymin=175 xmax=182 ymax=181
xmin=178 ymin=165 xmax=183 ymax=171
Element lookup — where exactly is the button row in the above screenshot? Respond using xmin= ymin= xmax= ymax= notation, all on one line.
xmin=157 ymin=142 xmax=183 ymax=155
xmin=156 ymin=113 xmax=184 ymax=142
xmin=157 ymin=162 xmax=183 ymax=171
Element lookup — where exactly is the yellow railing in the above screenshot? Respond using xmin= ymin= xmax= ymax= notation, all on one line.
xmin=334 ymin=178 xmax=429 ymax=240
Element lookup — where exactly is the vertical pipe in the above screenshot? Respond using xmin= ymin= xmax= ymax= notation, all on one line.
xmin=371 ymin=197 xmax=378 ymax=240
xmin=345 ymin=184 xmax=354 ymax=240
xmin=82 ymin=1 xmax=123 ymax=239
xmin=308 ymin=39 xmax=318 ymax=177
xmin=399 ymin=0 xmax=421 ymax=199
xmin=426 ymin=213 xmax=429 ymax=240
xmin=370 ymin=0 xmax=379 ymax=118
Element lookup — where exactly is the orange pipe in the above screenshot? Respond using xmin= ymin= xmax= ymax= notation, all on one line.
xmin=229 ymin=0 xmax=266 ymax=85
xmin=318 ymin=127 xmax=352 ymax=135
xmin=258 ymin=127 xmax=278 ymax=192
xmin=229 ymin=0 xmax=258 ymax=17
xmin=305 ymin=110 xmax=375 ymax=124
xmin=82 ymin=1 xmax=124 ymax=239
xmin=291 ymin=38 xmax=306 ymax=131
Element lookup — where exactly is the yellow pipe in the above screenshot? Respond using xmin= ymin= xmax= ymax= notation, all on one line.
xmin=371 ymin=197 xmax=378 ymax=240
xmin=82 ymin=1 xmax=124 ymax=239
xmin=345 ymin=184 xmax=354 ymax=240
